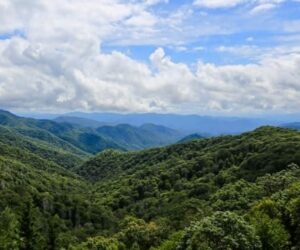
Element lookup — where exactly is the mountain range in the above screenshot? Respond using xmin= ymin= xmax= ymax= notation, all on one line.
xmin=281 ymin=122 xmax=300 ymax=130
xmin=20 ymin=111 xmax=300 ymax=135
xmin=0 ymin=110 xmax=184 ymax=155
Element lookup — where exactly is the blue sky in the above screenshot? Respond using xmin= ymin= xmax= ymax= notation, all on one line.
xmin=101 ymin=0 xmax=300 ymax=65
xmin=0 ymin=0 xmax=300 ymax=114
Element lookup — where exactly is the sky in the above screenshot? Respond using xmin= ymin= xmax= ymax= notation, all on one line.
xmin=0 ymin=0 xmax=300 ymax=115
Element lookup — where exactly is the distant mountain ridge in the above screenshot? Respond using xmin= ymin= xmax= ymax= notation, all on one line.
xmin=54 ymin=116 xmax=113 ymax=128
xmin=0 ymin=110 xmax=183 ymax=154
xmin=19 ymin=111 xmax=300 ymax=135
xmin=60 ymin=112 xmax=282 ymax=135
xmin=96 ymin=123 xmax=182 ymax=150
xmin=281 ymin=122 xmax=300 ymax=130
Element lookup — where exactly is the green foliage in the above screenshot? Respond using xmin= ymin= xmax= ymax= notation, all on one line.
xmin=151 ymin=231 xmax=184 ymax=250
xmin=72 ymin=236 xmax=123 ymax=250
xmin=1 ymin=121 xmax=300 ymax=249
xmin=211 ymin=180 xmax=261 ymax=211
xmin=249 ymin=211 xmax=290 ymax=249
xmin=178 ymin=211 xmax=262 ymax=250
xmin=117 ymin=216 xmax=163 ymax=250
xmin=0 ymin=207 xmax=21 ymax=250
xmin=0 ymin=150 xmax=117 ymax=249
xmin=177 ymin=133 xmax=204 ymax=143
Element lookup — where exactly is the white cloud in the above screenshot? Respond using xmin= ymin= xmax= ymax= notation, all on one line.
xmin=193 ymin=0 xmax=247 ymax=8
xmin=1 ymin=36 xmax=300 ymax=114
xmin=125 ymin=11 xmax=158 ymax=27
xmin=0 ymin=0 xmax=300 ymax=114
xmin=195 ymin=54 xmax=300 ymax=112
xmin=216 ymin=44 xmax=300 ymax=60
xmin=143 ymin=0 xmax=169 ymax=6
xmin=193 ymin=0 xmax=293 ymax=10
xmin=249 ymin=3 xmax=277 ymax=14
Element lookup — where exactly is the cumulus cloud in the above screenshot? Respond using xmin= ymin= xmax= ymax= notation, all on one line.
xmin=1 ymin=36 xmax=300 ymax=113
xmin=0 ymin=0 xmax=300 ymax=114
xmin=196 ymin=54 xmax=300 ymax=112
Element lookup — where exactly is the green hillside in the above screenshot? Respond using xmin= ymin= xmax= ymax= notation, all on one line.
xmin=0 ymin=125 xmax=85 ymax=169
xmin=1 ymin=125 xmax=300 ymax=249
xmin=75 ymin=126 xmax=300 ymax=249
xmin=0 ymin=110 xmax=123 ymax=155
xmin=0 ymin=146 xmax=114 ymax=250
xmin=96 ymin=123 xmax=182 ymax=150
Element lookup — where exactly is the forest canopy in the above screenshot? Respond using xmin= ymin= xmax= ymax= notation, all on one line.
xmin=1 ymin=119 xmax=300 ymax=249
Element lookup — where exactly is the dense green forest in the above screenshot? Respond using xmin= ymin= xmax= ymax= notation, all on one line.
xmin=1 ymin=111 xmax=300 ymax=249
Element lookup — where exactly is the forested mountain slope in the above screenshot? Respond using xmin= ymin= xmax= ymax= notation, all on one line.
xmin=75 ymin=127 xmax=300 ymax=249
xmin=0 ymin=144 xmax=114 ymax=249
xmin=1 ymin=126 xmax=300 ymax=249
xmin=177 ymin=133 xmax=205 ymax=143
xmin=0 ymin=110 xmax=123 ymax=155
xmin=0 ymin=125 xmax=86 ymax=169
xmin=96 ymin=123 xmax=182 ymax=150
xmin=0 ymin=110 xmax=183 ymax=154
xmin=79 ymin=126 xmax=300 ymax=181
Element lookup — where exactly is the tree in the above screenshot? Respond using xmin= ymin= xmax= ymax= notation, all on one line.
xmin=249 ymin=212 xmax=289 ymax=249
xmin=286 ymin=196 xmax=300 ymax=247
xmin=48 ymin=214 xmax=68 ymax=250
xmin=0 ymin=207 xmax=21 ymax=250
xmin=211 ymin=180 xmax=261 ymax=211
xmin=20 ymin=201 xmax=49 ymax=250
xmin=178 ymin=211 xmax=262 ymax=250
xmin=151 ymin=231 xmax=184 ymax=250
xmin=117 ymin=216 xmax=162 ymax=250
xmin=71 ymin=236 xmax=124 ymax=250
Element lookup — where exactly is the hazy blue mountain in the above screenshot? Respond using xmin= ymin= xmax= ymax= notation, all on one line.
xmin=16 ymin=112 xmax=61 ymax=120
xmin=53 ymin=116 xmax=184 ymax=150
xmin=140 ymin=123 xmax=182 ymax=139
xmin=64 ymin=112 xmax=280 ymax=135
xmin=96 ymin=123 xmax=183 ymax=150
xmin=18 ymin=110 xmax=300 ymax=135
xmin=54 ymin=116 xmax=113 ymax=128
xmin=281 ymin=122 xmax=300 ymax=130
xmin=256 ymin=113 xmax=300 ymax=123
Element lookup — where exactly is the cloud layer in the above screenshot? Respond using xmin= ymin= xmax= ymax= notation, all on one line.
xmin=0 ymin=0 xmax=300 ymax=114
